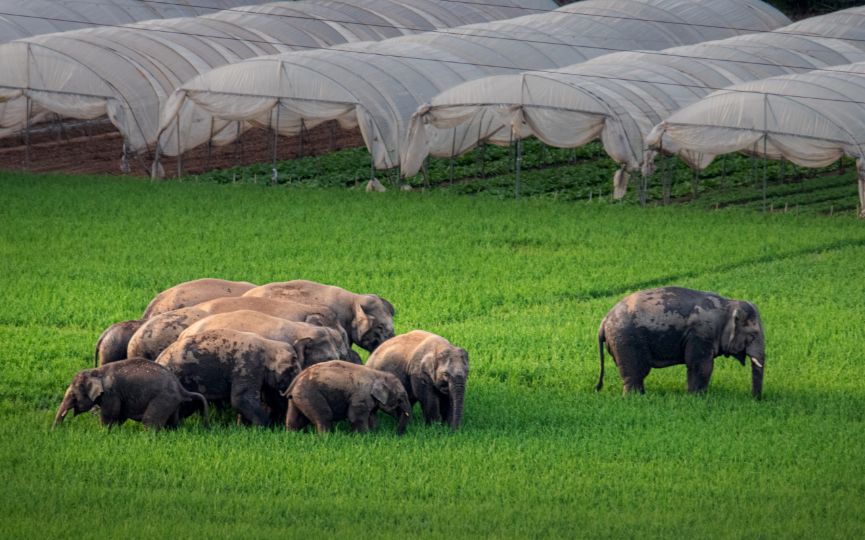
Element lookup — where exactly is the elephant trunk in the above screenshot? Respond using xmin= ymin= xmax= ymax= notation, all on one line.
xmin=449 ymin=381 xmax=465 ymax=432
xmin=396 ymin=408 xmax=410 ymax=436
xmin=750 ymin=356 xmax=764 ymax=400
xmin=52 ymin=392 xmax=73 ymax=430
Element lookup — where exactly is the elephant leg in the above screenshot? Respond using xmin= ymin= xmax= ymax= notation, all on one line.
xmin=611 ymin=341 xmax=651 ymax=394
xmin=294 ymin=391 xmax=333 ymax=434
xmin=685 ymin=340 xmax=715 ymax=394
xmin=687 ymin=359 xmax=715 ymax=393
xmin=99 ymin=397 xmax=124 ymax=427
xmin=230 ymin=388 xmax=271 ymax=427
xmin=348 ymin=398 xmax=373 ymax=433
xmin=285 ymin=401 xmax=311 ymax=432
xmin=414 ymin=382 xmax=442 ymax=424
xmin=438 ymin=393 xmax=452 ymax=425
xmin=142 ymin=398 xmax=177 ymax=430
xmin=367 ymin=412 xmax=379 ymax=431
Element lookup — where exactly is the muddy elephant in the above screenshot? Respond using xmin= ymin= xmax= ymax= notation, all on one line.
xmin=285 ymin=360 xmax=411 ymax=435
xmin=142 ymin=278 xmax=257 ymax=318
xmin=243 ymin=280 xmax=395 ymax=352
xmin=156 ymin=329 xmax=301 ymax=426
xmin=597 ymin=287 xmax=766 ymax=398
xmin=94 ymin=319 xmax=145 ymax=367
xmin=127 ymin=307 xmax=209 ymax=360
xmin=179 ymin=310 xmax=360 ymax=367
xmin=53 ymin=358 xmax=208 ymax=431
xmin=366 ymin=330 xmax=468 ymax=431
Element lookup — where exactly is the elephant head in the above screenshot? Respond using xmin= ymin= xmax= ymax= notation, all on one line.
xmin=370 ymin=374 xmax=411 ymax=435
xmin=52 ymin=370 xmax=105 ymax=429
xmin=722 ymin=301 xmax=766 ymax=399
xmin=351 ymin=294 xmax=395 ymax=352
xmin=421 ymin=346 xmax=470 ymax=431
xmin=265 ymin=345 xmax=302 ymax=395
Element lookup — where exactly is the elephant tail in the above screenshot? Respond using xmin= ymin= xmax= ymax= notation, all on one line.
xmin=185 ymin=391 xmax=209 ymax=428
xmin=595 ymin=324 xmax=606 ymax=392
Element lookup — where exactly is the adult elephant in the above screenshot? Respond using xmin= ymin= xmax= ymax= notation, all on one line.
xmin=243 ymin=280 xmax=395 ymax=352
xmin=179 ymin=310 xmax=360 ymax=367
xmin=597 ymin=287 xmax=766 ymax=398
xmin=142 ymin=278 xmax=257 ymax=318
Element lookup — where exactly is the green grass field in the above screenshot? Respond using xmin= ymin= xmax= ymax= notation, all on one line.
xmin=1 ymin=170 xmax=864 ymax=538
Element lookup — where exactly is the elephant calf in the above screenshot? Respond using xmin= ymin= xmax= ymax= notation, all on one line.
xmin=597 ymin=287 xmax=766 ymax=397
xmin=285 ymin=360 xmax=411 ymax=435
xmin=157 ymin=329 xmax=301 ymax=426
xmin=366 ymin=330 xmax=469 ymax=431
xmin=53 ymin=358 xmax=209 ymax=431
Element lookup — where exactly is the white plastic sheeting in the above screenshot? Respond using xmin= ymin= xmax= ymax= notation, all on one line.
xmin=157 ymin=0 xmax=790 ymax=171
xmin=0 ymin=0 xmax=555 ymax=156
xmin=403 ymin=6 xmax=865 ymax=189
xmin=646 ymin=62 xmax=865 ymax=217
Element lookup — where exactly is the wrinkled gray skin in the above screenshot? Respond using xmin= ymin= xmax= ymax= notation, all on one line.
xmin=597 ymin=287 xmax=766 ymax=398
xmin=243 ymin=280 xmax=395 ymax=352
xmin=94 ymin=319 xmax=145 ymax=367
xmin=366 ymin=330 xmax=468 ymax=431
xmin=127 ymin=307 xmax=209 ymax=360
xmin=180 ymin=310 xmax=359 ymax=367
xmin=285 ymin=360 xmax=411 ymax=435
xmin=157 ymin=329 xmax=301 ymax=426
xmin=142 ymin=278 xmax=257 ymax=319
xmin=53 ymin=358 xmax=208 ymax=431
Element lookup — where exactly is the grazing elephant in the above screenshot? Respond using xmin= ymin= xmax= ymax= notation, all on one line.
xmin=193 ymin=296 xmax=358 ymax=362
xmin=243 ymin=280 xmax=395 ymax=352
xmin=179 ymin=310 xmax=360 ymax=367
xmin=366 ymin=330 xmax=469 ymax=431
xmin=285 ymin=360 xmax=411 ymax=435
xmin=142 ymin=278 xmax=257 ymax=318
xmin=127 ymin=307 xmax=209 ymax=360
xmin=94 ymin=319 xmax=145 ymax=367
xmin=157 ymin=329 xmax=301 ymax=426
xmin=597 ymin=287 xmax=766 ymax=398
xmin=53 ymin=358 xmax=208 ymax=431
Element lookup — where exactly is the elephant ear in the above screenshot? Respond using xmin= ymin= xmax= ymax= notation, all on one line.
xmin=722 ymin=305 xmax=745 ymax=351
xmin=370 ymin=378 xmax=388 ymax=405
xmin=84 ymin=373 xmax=104 ymax=402
xmin=352 ymin=299 xmax=373 ymax=341
xmin=377 ymin=295 xmax=395 ymax=316
xmin=418 ymin=351 xmax=437 ymax=382
xmin=457 ymin=347 xmax=470 ymax=374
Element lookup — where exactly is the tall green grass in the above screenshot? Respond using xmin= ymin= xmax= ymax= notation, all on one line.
xmin=1 ymin=172 xmax=863 ymax=538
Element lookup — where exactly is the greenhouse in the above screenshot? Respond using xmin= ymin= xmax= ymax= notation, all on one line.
xmin=401 ymin=5 xmax=865 ymax=197
xmin=0 ymin=0 xmax=554 ymax=166
xmin=646 ymin=62 xmax=865 ymax=217
xmin=0 ymin=0 xmax=269 ymax=42
xmin=155 ymin=0 xmax=789 ymax=174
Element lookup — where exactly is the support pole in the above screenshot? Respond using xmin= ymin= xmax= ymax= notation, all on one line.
xmin=24 ymin=96 xmax=31 ymax=170
xmin=662 ymin=155 xmax=672 ymax=205
xmin=639 ymin=172 xmax=647 ymax=207
xmin=449 ymin=128 xmax=456 ymax=184
xmin=298 ymin=118 xmax=305 ymax=158
xmin=121 ymin=141 xmax=130 ymax=175
xmin=515 ymin=136 xmax=523 ymax=199
xmin=692 ymin=168 xmax=699 ymax=200
xmin=762 ymin=135 xmax=768 ymax=212
xmin=422 ymin=156 xmax=430 ymax=188
xmin=858 ymin=172 xmax=865 ymax=219
xmin=175 ymin=116 xmax=182 ymax=179
xmin=272 ymin=103 xmax=280 ymax=185
xmin=206 ymin=118 xmax=214 ymax=170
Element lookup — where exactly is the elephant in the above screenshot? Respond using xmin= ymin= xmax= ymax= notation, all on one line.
xmin=596 ymin=287 xmax=766 ymax=398
xmin=53 ymin=358 xmax=209 ymax=431
xmin=179 ymin=310 xmax=360 ymax=367
xmin=127 ymin=307 xmax=209 ymax=360
xmin=156 ymin=329 xmax=302 ymax=426
xmin=243 ymin=280 xmax=395 ymax=352
xmin=128 ymin=297 xmax=357 ymax=363
xmin=142 ymin=278 xmax=257 ymax=318
xmin=285 ymin=360 xmax=411 ymax=435
xmin=366 ymin=330 xmax=468 ymax=431
xmin=94 ymin=319 xmax=144 ymax=367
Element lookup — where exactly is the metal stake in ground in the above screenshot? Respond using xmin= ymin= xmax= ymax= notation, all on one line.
xmin=515 ymin=136 xmax=523 ymax=200
xmin=24 ymin=96 xmax=31 ymax=170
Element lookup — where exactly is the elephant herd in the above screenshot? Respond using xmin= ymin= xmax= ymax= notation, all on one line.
xmin=53 ymin=279 xmax=470 ymax=434
xmin=53 ymin=279 xmax=767 ymax=434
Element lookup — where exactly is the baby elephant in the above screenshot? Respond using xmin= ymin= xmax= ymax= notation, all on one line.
xmin=366 ymin=330 xmax=469 ymax=431
xmin=53 ymin=358 xmax=209 ymax=431
xmin=285 ymin=361 xmax=411 ymax=435
xmin=157 ymin=329 xmax=302 ymax=426
xmin=598 ymin=287 xmax=766 ymax=397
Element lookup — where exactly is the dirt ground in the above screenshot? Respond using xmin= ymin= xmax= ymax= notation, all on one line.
xmin=0 ymin=118 xmax=365 ymax=177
